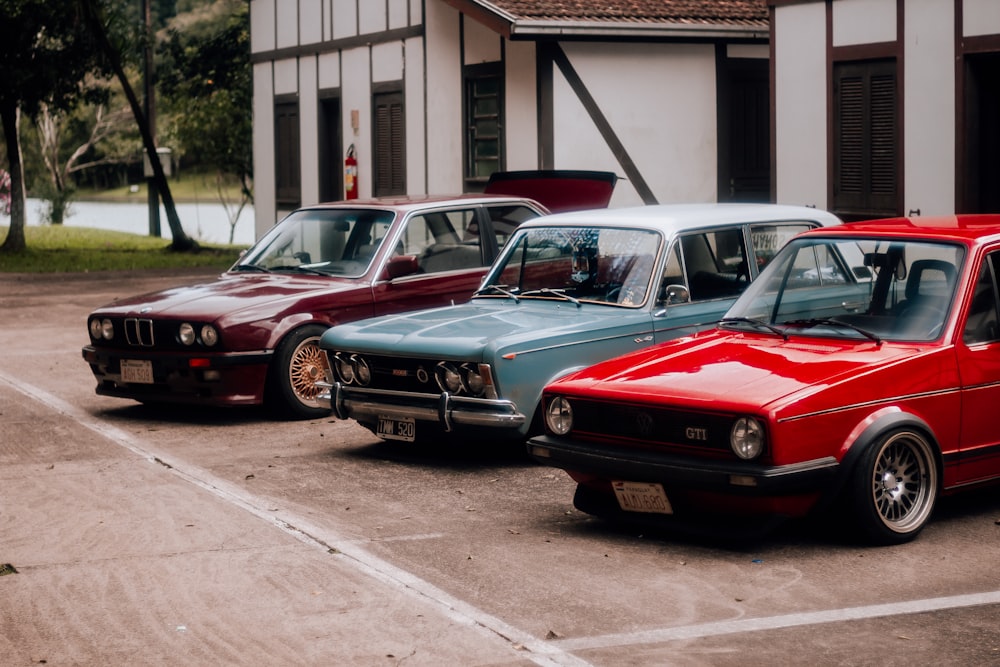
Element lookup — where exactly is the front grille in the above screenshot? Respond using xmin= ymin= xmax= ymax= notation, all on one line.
xmin=124 ymin=318 xmax=155 ymax=346
xmin=567 ymin=398 xmax=738 ymax=455
xmin=330 ymin=353 xmax=451 ymax=393
xmin=91 ymin=317 xmax=187 ymax=351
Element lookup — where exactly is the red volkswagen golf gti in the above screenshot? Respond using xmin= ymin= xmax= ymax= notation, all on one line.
xmin=529 ymin=215 xmax=1000 ymax=544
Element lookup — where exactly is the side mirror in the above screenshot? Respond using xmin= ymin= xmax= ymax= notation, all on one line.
xmin=385 ymin=254 xmax=421 ymax=279
xmin=661 ymin=284 xmax=690 ymax=305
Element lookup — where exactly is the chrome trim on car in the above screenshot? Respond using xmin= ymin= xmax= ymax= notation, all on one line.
xmin=776 ymin=387 xmax=962 ymax=423
xmin=124 ymin=318 xmax=155 ymax=346
xmin=325 ymin=382 xmax=525 ymax=431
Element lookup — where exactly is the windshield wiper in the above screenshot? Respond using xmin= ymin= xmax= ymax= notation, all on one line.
xmin=233 ymin=264 xmax=271 ymax=273
xmin=520 ymin=288 xmax=582 ymax=307
xmin=783 ymin=318 xmax=882 ymax=345
xmin=719 ymin=316 xmax=788 ymax=340
xmin=270 ymin=265 xmax=329 ymax=276
xmin=474 ymin=284 xmax=520 ymax=302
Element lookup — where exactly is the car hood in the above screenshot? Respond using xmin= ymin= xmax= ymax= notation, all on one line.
xmin=90 ymin=272 xmax=365 ymax=323
xmin=320 ymin=298 xmax=647 ymax=359
xmin=549 ymin=330 xmax=944 ymax=417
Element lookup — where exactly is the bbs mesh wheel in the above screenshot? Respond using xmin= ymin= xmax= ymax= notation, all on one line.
xmin=847 ymin=429 xmax=938 ymax=545
xmin=267 ymin=324 xmax=331 ymax=419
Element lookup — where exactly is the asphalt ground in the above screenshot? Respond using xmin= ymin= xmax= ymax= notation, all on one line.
xmin=2 ymin=269 xmax=1000 ymax=666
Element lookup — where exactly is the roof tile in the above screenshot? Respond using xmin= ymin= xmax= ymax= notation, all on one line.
xmin=489 ymin=0 xmax=768 ymax=27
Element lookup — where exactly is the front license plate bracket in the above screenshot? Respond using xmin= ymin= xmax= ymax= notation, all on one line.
xmin=612 ymin=480 xmax=673 ymax=514
xmin=120 ymin=359 xmax=154 ymax=384
xmin=377 ymin=415 xmax=415 ymax=442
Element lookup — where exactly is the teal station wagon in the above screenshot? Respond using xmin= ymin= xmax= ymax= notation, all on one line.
xmin=319 ymin=204 xmax=841 ymax=443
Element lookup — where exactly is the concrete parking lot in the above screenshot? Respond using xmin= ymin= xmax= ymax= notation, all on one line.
xmin=2 ymin=269 xmax=999 ymax=666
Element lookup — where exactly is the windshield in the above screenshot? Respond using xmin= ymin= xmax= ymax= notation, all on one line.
xmin=478 ymin=226 xmax=662 ymax=307
xmin=723 ymin=236 xmax=965 ymax=342
xmin=235 ymin=208 xmax=396 ymax=276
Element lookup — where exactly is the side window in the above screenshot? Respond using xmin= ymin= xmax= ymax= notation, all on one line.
xmin=679 ymin=228 xmax=750 ymax=301
xmin=963 ymin=254 xmax=1000 ymax=345
xmin=485 ymin=204 xmax=539 ymax=250
xmin=403 ymin=210 xmax=484 ymax=274
xmin=749 ymin=223 xmax=814 ymax=272
xmin=785 ymin=244 xmax=848 ymax=287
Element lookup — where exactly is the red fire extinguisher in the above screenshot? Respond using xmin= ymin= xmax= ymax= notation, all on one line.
xmin=344 ymin=144 xmax=358 ymax=200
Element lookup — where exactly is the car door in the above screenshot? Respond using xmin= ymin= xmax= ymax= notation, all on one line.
xmin=370 ymin=206 xmax=493 ymax=315
xmin=650 ymin=222 xmax=814 ymax=342
xmin=955 ymin=248 xmax=1000 ymax=484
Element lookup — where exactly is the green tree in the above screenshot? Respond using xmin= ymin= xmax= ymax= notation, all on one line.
xmin=0 ymin=0 xmax=194 ymax=252
xmin=33 ymin=81 xmax=135 ymax=225
xmin=0 ymin=0 xmax=108 ymax=252
xmin=159 ymin=0 xmax=252 ymax=244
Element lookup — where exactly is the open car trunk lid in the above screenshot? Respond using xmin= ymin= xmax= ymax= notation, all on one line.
xmin=485 ymin=170 xmax=618 ymax=213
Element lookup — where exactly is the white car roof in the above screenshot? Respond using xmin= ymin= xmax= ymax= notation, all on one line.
xmin=518 ymin=203 xmax=842 ymax=233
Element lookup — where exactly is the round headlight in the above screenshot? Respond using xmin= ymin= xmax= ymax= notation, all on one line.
xmin=461 ymin=363 xmax=485 ymax=396
xmin=352 ymin=354 xmax=371 ymax=386
xmin=89 ymin=318 xmax=103 ymax=340
xmin=335 ymin=352 xmax=355 ymax=383
xmin=545 ymin=396 xmax=573 ymax=435
xmin=201 ymin=325 xmax=219 ymax=347
xmin=179 ymin=323 xmax=196 ymax=345
xmin=434 ymin=362 xmax=462 ymax=394
xmin=731 ymin=417 xmax=764 ymax=460
xmin=101 ymin=318 xmax=114 ymax=340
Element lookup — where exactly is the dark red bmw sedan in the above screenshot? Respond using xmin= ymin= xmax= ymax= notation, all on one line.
xmin=82 ymin=172 xmax=615 ymax=418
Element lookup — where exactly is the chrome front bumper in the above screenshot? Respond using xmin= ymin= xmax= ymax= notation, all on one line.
xmin=319 ymin=382 xmax=526 ymax=432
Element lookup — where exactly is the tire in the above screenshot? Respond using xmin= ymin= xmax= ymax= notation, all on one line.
xmin=846 ymin=429 xmax=938 ymax=545
xmin=267 ymin=324 xmax=332 ymax=420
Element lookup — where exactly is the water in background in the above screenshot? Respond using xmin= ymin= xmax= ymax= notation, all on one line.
xmin=12 ymin=198 xmax=258 ymax=246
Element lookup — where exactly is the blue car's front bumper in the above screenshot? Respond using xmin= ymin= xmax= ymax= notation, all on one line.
xmin=321 ymin=382 xmax=527 ymax=431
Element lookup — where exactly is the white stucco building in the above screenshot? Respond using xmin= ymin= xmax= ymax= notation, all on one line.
xmin=772 ymin=0 xmax=1000 ymax=219
xmin=249 ymin=0 xmax=772 ymax=237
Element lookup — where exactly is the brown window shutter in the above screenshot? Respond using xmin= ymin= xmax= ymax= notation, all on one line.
xmin=837 ymin=75 xmax=864 ymax=198
xmin=373 ymin=91 xmax=405 ymax=196
xmin=869 ymin=73 xmax=897 ymax=198
xmin=833 ymin=60 xmax=898 ymax=217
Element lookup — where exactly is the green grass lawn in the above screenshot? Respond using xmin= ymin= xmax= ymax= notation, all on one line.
xmin=76 ymin=171 xmax=247 ymax=204
xmin=0 ymin=225 xmax=244 ymax=273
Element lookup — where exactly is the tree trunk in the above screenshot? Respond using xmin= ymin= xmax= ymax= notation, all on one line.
xmin=80 ymin=0 xmax=195 ymax=251
xmin=0 ymin=102 xmax=26 ymax=253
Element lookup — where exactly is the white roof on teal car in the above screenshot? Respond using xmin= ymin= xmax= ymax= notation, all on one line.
xmin=517 ymin=203 xmax=842 ymax=232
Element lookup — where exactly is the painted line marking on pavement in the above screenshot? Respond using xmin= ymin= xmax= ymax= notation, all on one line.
xmin=553 ymin=590 xmax=1000 ymax=651
xmin=367 ymin=533 xmax=447 ymax=543
xmin=0 ymin=373 xmax=590 ymax=667
xmin=9 ymin=374 xmax=1000 ymax=659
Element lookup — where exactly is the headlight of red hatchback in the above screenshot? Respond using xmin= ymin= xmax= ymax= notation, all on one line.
xmin=730 ymin=417 xmax=765 ymax=459
xmin=545 ymin=396 xmax=573 ymax=435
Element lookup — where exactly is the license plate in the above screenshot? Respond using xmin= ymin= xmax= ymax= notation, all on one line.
xmin=120 ymin=359 xmax=154 ymax=384
xmin=377 ymin=416 xmax=415 ymax=442
xmin=612 ymin=480 xmax=673 ymax=514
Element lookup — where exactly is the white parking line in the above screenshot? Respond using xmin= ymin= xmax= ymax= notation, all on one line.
xmin=553 ymin=591 xmax=1000 ymax=651
xmin=0 ymin=372 xmax=591 ymax=667
xmin=9 ymin=372 xmax=1000 ymax=662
